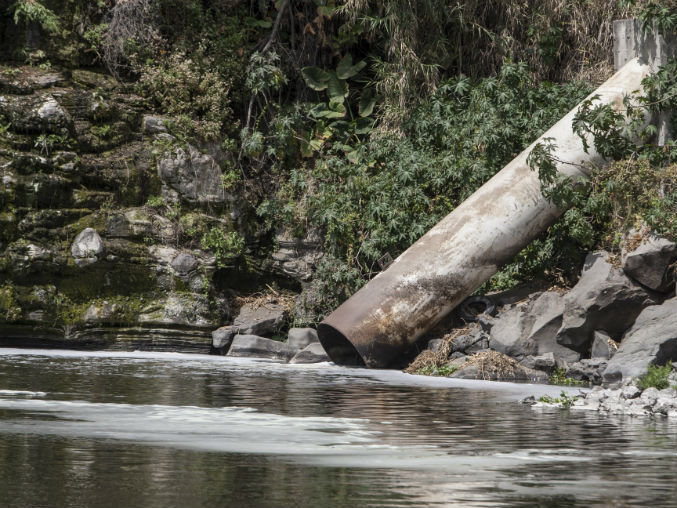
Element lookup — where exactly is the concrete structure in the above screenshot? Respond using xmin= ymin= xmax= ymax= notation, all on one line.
xmin=317 ymin=21 xmax=676 ymax=368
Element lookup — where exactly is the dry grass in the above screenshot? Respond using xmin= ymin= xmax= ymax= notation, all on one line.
xmin=462 ymin=351 xmax=526 ymax=380
xmin=404 ymin=326 xmax=470 ymax=374
xmin=230 ymin=286 xmax=296 ymax=318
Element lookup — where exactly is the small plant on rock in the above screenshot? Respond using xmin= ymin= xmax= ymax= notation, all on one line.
xmin=637 ymin=363 xmax=673 ymax=391
xmin=538 ymin=391 xmax=579 ymax=408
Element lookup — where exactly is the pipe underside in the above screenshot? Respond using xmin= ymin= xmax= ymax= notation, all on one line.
xmin=317 ymin=57 xmax=653 ymax=369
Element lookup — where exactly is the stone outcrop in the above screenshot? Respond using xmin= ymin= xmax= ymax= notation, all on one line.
xmin=157 ymin=144 xmax=226 ymax=205
xmin=232 ymin=303 xmax=287 ymax=337
xmin=489 ymin=291 xmax=579 ymax=363
xmin=226 ymin=335 xmax=298 ymax=361
xmin=621 ymin=229 xmax=677 ymax=293
xmin=556 ymin=251 xmax=657 ymax=354
xmin=603 ymin=297 xmax=677 ymax=382
xmin=290 ymin=343 xmax=330 ymax=364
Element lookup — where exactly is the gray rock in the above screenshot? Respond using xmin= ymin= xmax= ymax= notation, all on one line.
xmin=639 ymin=387 xmax=660 ymax=409
xmin=226 ymin=335 xmax=297 ymax=361
xmin=488 ymin=301 xmax=532 ymax=357
xmin=171 ymin=253 xmax=199 ymax=276
xmin=566 ymin=359 xmax=608 ymax=383
xmin=556 ymin=251 xmax=657 ymax=354
xmin=142 ymin=115 xmax=167 ymax=134
xmin=591 ymin=330 xmax=618 ymax=360
xmin=232 ymin=303 xmax=287 ymax=336
xmin=622 ymin=229 xmax=677 ymax=292
xmin=489 ymin=292 xmax=579 ymax=362
xmin=654 ymin=388 xmax=677 ymax=414
xmin=290 ymin=343 xmax=329 ymax=364
xmin=520 ymin=352 xmax=556 ymax=371
xmin=212 ymin=326 xmax=236 ymax=352
xmin=287 ymin=328 xmax=319 ymax=350
xmin=451 ymin=328 xmax=488 ymax=354
xmin=477 ymin=314 xmax=495 ymax=332
xmin=621 ymin=385 xmax=641 ymax=400
xmin=71 ymin=228 xmax=105 ymax=266
xmin=603 ymin=297 xmax=677 ymax=382
xmin=158 ymin=144 xmax=226 ymax=205
xmin=427 ymin=338 xmax=444 ymax=352
xmin=1 ymin=94 xmax=73 ymax=134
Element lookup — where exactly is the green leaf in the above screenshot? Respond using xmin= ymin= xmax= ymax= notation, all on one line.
xmin=336 ymin=54 xmax=367 ymax=80
xmin=354 ymin=117 xmax=374 ymax=135
xmin=310 ymin=102 xmax=346 ymax=119
xmin=245 ymin=17 xmax=272 ymax=28
xmin=359 ymin=88 xmax=377 ymax=117
xmin=327 ymin=72 xmax=348 ymax=103
xmin=302 ymin=67 xmax=330 ymax=91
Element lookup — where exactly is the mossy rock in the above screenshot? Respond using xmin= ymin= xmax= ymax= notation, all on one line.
xmin=71 ymin=70 xmax=117 ymax=91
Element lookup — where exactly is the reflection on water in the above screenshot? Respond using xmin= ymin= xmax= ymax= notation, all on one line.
xmin=0 ymin=349 xmax=676 ymax=508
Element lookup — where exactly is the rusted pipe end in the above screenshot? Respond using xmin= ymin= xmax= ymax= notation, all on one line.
xmin=317 ymin=323 xmax=366 ymax=367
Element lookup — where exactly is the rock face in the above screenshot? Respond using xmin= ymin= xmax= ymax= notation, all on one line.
xmin=158 ymin=144 xmax=226 ymax=205
xmin=603 ymin=298 xmax=677 ymax=382
xmin=489 ymin=291 xmax=579 ymax=362
xmin=271 ymin=228 xmax=324 ymax=282
xmin=621 ymin=230 xmax=677 ymax=293
xmin=0 ymin=66 xmax=231 ymax=352
xmin=556 ymin=252 xmax=657 ymax=354
xmin=287 ymin=328 xmax=319 ymax=350
xmin=290 ymin=343 xmax=330 ymax=364
xmin=232 ymin=303 xmax=287 ymax=336
xmin=226 ymin=335 xmax=298 ymax=361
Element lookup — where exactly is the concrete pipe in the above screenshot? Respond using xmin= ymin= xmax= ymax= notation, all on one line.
xmin=317 ymin=55 xmax=654 ymax=368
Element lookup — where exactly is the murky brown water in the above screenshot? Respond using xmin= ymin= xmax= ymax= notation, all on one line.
xmin=0 ymin=349 xmax=676 ymax=507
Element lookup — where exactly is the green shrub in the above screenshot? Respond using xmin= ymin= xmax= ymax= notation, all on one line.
xmin=138 ymin=49 xmax=237 ymax=141
xmin=637 ymin=363 xmax=673 ymax=391
xmin=200 ymin=227 xmax=245 ymax=268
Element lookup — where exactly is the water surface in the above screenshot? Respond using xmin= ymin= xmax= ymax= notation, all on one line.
xmin=0 ymin=349 xmax=675 ymax=507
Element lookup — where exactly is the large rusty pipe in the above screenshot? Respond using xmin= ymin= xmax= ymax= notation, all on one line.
xmin=317 ymin=57 xmax=652 ymax=368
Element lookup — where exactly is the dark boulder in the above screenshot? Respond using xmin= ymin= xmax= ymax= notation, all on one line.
xmin=603 ymin=297 xmax=677 ymax=382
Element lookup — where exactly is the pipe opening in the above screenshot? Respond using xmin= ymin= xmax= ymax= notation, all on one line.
xmin=317 ymin=323 xmax=366 ymax=367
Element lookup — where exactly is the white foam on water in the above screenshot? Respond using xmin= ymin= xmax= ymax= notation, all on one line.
xmin=0 ymin=389 xmax=47 ymax=397
xmin=0 ymin=394 xmax=594 ymax=472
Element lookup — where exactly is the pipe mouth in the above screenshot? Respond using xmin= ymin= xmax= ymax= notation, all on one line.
xmin=317 ymin=323 xmax=366 ymax=367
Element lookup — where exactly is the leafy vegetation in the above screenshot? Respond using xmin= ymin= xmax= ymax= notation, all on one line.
xmin=9 ymin=0 xmax=59 ymax=34
xmin=636 ymin=363 xmax=674 ymax=391
xmin=538 ymin=390 xmax=580 ymax=408
xmin=549 ymin=368 xmax=584 ymax=387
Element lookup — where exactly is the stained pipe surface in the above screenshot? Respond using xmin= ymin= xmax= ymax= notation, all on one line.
xmin=317 ymin=57 xmax=652 ymax=368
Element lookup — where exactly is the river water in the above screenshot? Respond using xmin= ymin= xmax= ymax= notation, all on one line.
xmin=0 ymin=349 xmax=676 ymax=507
